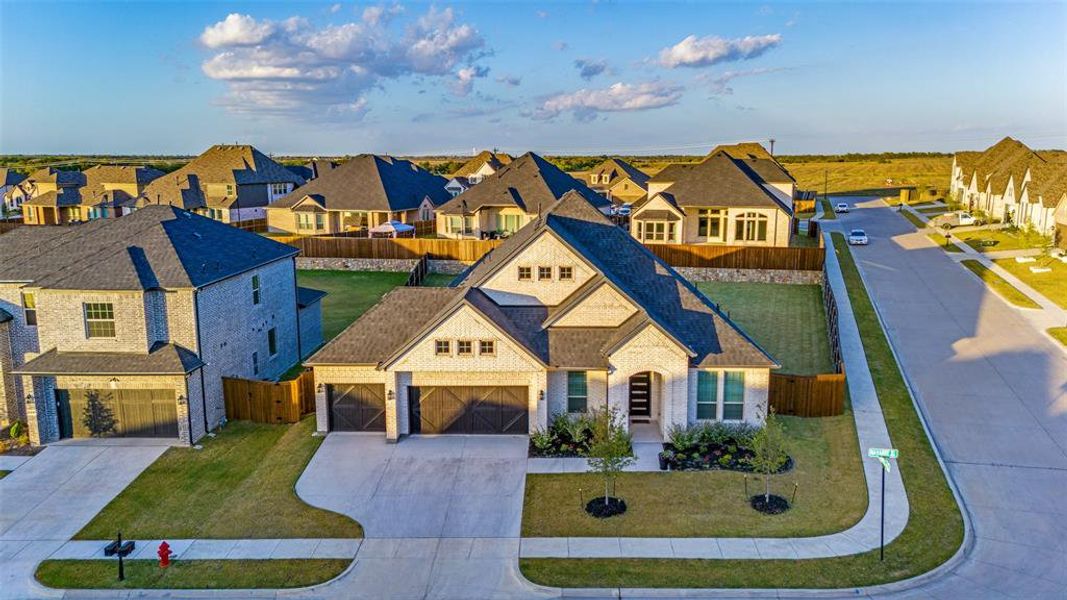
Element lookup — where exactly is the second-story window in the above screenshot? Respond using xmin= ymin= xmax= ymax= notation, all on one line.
xmin=538 ymin=266 xmax=553 ymax=280
xmin=21 ymin=292 xmax=37 ymax=326
xmin=251 ymin=275 xmax=261 ymax=305
xmin=84 ymin=302 xmax=116 ymax=338
xmin=435 ymin=340 xmax=451 ymax=356
xmin=267 ymin=327 xmax=278 ymax=356
xmin=558 ymin=266 xmax=574 ymax=281
xmin=517 ymin=266 xmax=532 ymax=281
xmin=479 ymin=340 xmax=496 ymax=355
xmin=457 ymin=340 xmax=473 ymax=356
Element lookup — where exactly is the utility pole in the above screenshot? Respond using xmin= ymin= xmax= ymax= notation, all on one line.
xmin=768 ymin=138 xmax=776 ymax=155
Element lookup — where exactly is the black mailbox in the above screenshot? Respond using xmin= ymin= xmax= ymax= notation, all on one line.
xmin=118 ymin=541 xmax=135 ymax=557
xmin=103 ymin=541 xmax=120 ymax=557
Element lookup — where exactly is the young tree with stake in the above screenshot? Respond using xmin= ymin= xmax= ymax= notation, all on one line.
xmin=585 ymin=407 xmax=635 ymax=506
xmin=748 ymin=405 xmax=787 ymax=504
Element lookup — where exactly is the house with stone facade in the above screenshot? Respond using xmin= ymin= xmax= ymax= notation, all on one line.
xmin=0 ymin=206 xmax=323 ymax=444
xmin=586 ymin=158 xmax=649 ymax=204
xmin=265 ymin=155 xmax=449 ymax=235
xmin=633 ymin=147 xmax=794 ymax=247
xmin=137 ymin=144 xmax=305 ymax=223
xmin=435 ymin=152 xmax=611 ymax=239
xmin=949 ymin=137 xmax=1067 ymax=240
xmin=308 ymin=190 xmax=778 ymax=442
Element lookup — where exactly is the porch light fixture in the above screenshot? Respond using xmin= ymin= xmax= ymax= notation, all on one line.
xmin=176 ymin=394 xmax=188 ymax=407
xmin=316 ymin=383 xmax=325 ymax=394
xmin=387 ymin=390 xmax=395 ymax=402
xmin=108 ymin=377 xmax=119 ymax=389
xmin=538 ymin=390 xmax=544 ymax=404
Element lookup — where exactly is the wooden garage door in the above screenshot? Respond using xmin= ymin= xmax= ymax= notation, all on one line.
xmin=56 ymin=389 xmax=178 ymax=438
xmin=409 ymin=386 xmax=528 ymax=434
xmin=328 ymin=384 xmax=386 ymax=432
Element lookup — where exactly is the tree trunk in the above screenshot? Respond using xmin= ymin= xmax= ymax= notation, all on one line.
xmin=605 ymin=478 xmax=610 ymax=505
xmin=764 ymin=474 xmax=771 ymax=503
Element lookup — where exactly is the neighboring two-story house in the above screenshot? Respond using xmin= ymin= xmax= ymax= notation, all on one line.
xmin=18 ymin=165 xmax=166 ymax=225
xmin=0 ymin=206 xmax=324 ymax=445
xmin=13 ymin=168 xmax=86 ymax=225
xmin=137 ymin=144 xmax=306 ymax=223
xmin=633 ymin=148 xmax=794 ymax=247
xmin=435 ymin=152 xmax=611 ymax=239
xmin=265 ymin=155 xmax=450 ymax=235
xmin=308 ymin=190 xmax=777 ymax=442
xmin=444 ymin=150 xmax=513 ymax=197
xmin=586 ymin=158 xmax=649 ymax=203
xmin=1 ymin=169 xmax=27 ymax=213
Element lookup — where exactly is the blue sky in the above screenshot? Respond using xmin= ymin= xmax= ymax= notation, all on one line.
xmin=1 ymin=1 xmax=1064 ymax=155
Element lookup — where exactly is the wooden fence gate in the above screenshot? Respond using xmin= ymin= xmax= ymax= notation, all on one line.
xmin=768 ymin=373 xmax=846 ymax=417
xmin=223 ymin=371 xmax=316 ymax=424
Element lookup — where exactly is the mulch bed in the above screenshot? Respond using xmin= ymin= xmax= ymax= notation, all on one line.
xmin=750 ymin=494 xmax=791 ymax=515
xmin=585 ymin=496 xmax=627 ymax=518
xmin=660 ymin=442 xmax=793 ymax=474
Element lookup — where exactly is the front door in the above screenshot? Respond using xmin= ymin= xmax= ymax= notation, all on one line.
xmin=628 ymin=372 xmax=651 ymax=418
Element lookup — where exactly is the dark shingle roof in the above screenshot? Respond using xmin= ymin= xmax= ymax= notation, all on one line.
xmin=307 ymin=287 xmax=464 ymax=365
xmin=650 ymin=154 xmax=791 ymax=212
xmin=453 ymin=151 xmax=513 ymax=178
xmin=26 ymin=167 xmax=85 ymax=187
xmin=83 ymin=165 xmax=165 ymax=187
xmin=23 ymin=188 xmax=83 ymax=208
xmin=137 ymin=173 xmax=207 ymax=210
xmin=13 ymin=343 xmax=204 ymax=375
xmin=648 ymin=163 xmax=696 ymax=183
xmin=436 ymin=153 xmax=610 ymax=215
xmin=0 ymin=307 xmax=12 ymax=324
xmin=709 ymin=142 xmax=776 ymax=161
xmin=632 ymin=209 xmax=680 ymax=221
xmin=0 ymin=168 xmax=26 ymax=187
xmin=271 ymin=155 xmax=449 ymax=212
xmin=0 ymin=205 xmax=297 ymax=290
xmin=590 ymin=158 xmax=650 ymax=188
xmin=296 ymin=286 xmax=327 ymax=308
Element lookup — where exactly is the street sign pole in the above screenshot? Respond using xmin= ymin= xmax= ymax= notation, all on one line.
xmin=880 ymin=465 xmax=885 ymax=561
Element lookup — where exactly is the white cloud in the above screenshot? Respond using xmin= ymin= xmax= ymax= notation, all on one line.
xmin=531 ymin=81 xmax=683 ymax=121
xmin=200 ymin=14 xmax=276 ymax=48
xmin=658 ymin=34 xmax=781 ymax=68
xmin=329 ymin=4 xmax=342 ymax=15
xmin=452 ymin=65 xmax=489 ymax=96
xmin=574 ymin=58 xmax=608 ymax=80
xmin=198 ymin=7 xmax=486 ymax=118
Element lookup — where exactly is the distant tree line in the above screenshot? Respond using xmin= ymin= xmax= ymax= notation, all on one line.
xmin=777 ymin=152 xmax=952 ymax=164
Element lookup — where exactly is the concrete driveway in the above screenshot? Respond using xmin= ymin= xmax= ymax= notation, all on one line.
xmin=827 ymin=199 xmax=1067 ymax=598
xmin=0 ymin=442 xmax=167 ymax=600
xmin=297 ymin=434 xmax=528 ymax=538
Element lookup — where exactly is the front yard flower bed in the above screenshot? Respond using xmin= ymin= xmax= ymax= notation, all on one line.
xmin=659 ymin=422 xmax=793 ymax=473
xmin=529 ymin=413 xmax=635 ymax=458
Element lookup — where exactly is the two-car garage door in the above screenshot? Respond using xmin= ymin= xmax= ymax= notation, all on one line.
xmin=409 ymin=386 xmax=528 ymax=434
xmin=55 ymin=388 xmax=179 ymax=439
xmin=328 ymin=384 xmax=529 ymax=435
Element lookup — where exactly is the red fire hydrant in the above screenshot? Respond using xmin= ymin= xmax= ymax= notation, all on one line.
xmin=158 ymin=541 xmax=172 ymax=568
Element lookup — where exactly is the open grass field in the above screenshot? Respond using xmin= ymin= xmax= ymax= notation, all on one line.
xmin=296 ymin=270 xmax=453 ymax=342
xmin=960 ymin=260 xmax=1041 ymax=309
xmin=522 ymin=414 xmax=864 ymax=538
xmin=36 ymin=559 xmax=350 ymax=590
xmin=76 ymin=417 xmax=362 ymax=540
xmin=520 ymin=233 xmax=963 ymax=589
xmin=786 ymin=157 xmax=952 ymax=196
xmin=696 ymin=282 xmax=833 ymax=375
xmin=992 ymin=256 xmax=1067 ymax=309
xmin=957 ymin=228 xmax=1052 ymax=253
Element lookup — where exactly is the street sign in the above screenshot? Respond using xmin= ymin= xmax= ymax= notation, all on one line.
xmin=868 ymin=448 xmax=899 ymax=459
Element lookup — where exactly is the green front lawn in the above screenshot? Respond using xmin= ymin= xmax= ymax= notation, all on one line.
xmin=960 ymin=260 xmax=1041 ymax=309
xmin=992 ymin=257 xmax=1067 ymax=309
xmin=36 ymin=559 xmax=349 ymax=590
xmin=520 ymin=233 xmax=964 ymax=589
xmin=523 ymin=415 xmax=864 ymax=538
xmin=900 ymin=210 xmax=926 ymax=229
xmin=1048 ymin=327 xmax=1067 ymax=348
xmin=296 ymin=270 xmax=455 ymax=342
xmin=958 ymin=228 xmax=1051 ymax=253
xmin=76 ymin=417 xmax=362 ymax=540
xmin=790 ymin=234 xmax=822 ymax=248
xmin=696 ymin=282 xmax=833 ymax=375
xmin=917 ymin=206 xmax=948 ymax=215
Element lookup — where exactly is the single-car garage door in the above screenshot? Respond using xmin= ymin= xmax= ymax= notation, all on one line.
xmin=328 ymin=384 xmax=386 ymax=432
xmin=56 ymin=388 xmax=178 ymax=438
xmin=409 ymin=386 xmax=528 ymax=434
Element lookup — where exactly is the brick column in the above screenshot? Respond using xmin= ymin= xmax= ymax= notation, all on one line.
xmin=314 ymin=376 xmax=329 ymax=434
xmin=384 ymin=373 xmax=399 ymax=443
xmin=24 ymin=375 xmax=58 ymax=445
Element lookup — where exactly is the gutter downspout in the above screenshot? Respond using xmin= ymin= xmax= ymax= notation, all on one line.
xmin=292 ymin=256 xmax=303 ymax=362
xmin=192 ymin=288 xmax=209 ymax=439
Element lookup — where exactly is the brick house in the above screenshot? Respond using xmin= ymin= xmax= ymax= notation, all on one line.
xmin=0 ymin=206 xmax=324 ymax=445
xmin=633 ymin=145 xmax=796 ymax=247
xmin=586 ymin=158 xmax=650 ymax=204
xmin=137 ymin=144 xmax=305 ymax=223
xmin=308 ymin=190 xmax=778 ymax=442
xmin=265 ymin=155 xmax=450 ymax=235
xmin=435 ymin=153 xmax=611 ymax=239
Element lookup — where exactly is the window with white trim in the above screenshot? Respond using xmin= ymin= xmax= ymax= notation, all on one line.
xmin=251 ymin=275 xmax=261 ymax=305
xmin=723 ymin=371 xmax=745 ymax=420
xmin=538 ymin=266 xmax=553 ymax=280
xmin=567 ymin=371 xmax=588 ymax=413
xmin=734 ymin=212 xmax=768 ymax=242
xmin=479 ymin=340 xmax=496 ymax=355
xmin=22 ymin=292 xmax=37 ymax=327
xmin=435 ymin=340 xmax=451 ymax=356
xmin=84 ymin=303 xmax=115 ymax=338
xmin=517 ymin=266 xmax=532 ymax=281
xmin=697 ymin=371 xmax=718 ymax=419
xmin=457 ymin=340 xmax=473 ymax=356
xmin=558 ymin=266 xmax=574 ymax=281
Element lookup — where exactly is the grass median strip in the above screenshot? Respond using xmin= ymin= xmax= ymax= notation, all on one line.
xmin=36 ymin=559 xmax=350 ymax=590
xmin=76 ymin=417 xmax=362 ymax=540
xmin=927 ymin=234 xmax=962 ymax=252
xmin=818 ymin=197 xmax=836 ymax=220
xmin=900 ymin=210 xmax=926 ymax=229
xmin=519 ymin=233 xmax=964 ymax=589
xmin=960 ymin=260 xmax=1041 ymax=309
xmin=992 ymin=257 xmax=1066 ymax=309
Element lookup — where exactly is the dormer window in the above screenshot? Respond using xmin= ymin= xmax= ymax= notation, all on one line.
xmin=538 ymin=266 xmax=553 ymax=280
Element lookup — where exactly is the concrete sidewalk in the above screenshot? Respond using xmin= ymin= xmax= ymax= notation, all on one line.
xmin=47 ymin=538 xmax=361 ymax=561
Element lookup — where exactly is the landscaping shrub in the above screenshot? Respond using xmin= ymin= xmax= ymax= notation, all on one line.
xmin=659 ymin=423 xmax=792 ymax=473
xmin=529 ymin=413 xmax=595 ymax=457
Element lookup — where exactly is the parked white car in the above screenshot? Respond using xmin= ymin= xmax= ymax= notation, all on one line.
xmin=932 ymin=211 xmax=981 ymax=229
xmin=848 ymin=229 xmax=869 ymax=245
xmin=835 ymin=203 xmax=850 ymax=213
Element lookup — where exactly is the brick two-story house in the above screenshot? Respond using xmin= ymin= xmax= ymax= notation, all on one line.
xmin=0 ymin=206 xmax=323 ymax=445
xmin=308 ymin=190 xmax=777 ymax=442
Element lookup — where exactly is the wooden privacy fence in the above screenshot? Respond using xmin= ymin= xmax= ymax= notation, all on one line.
xmin=0 ymin=220 xmax=23 ymax=234
xmin=281 ymin=235 xmax=826 ymax=271
xmin=233 ymin=218 xmax=268 ymax=232
xmin=769 ymin=373 xmax=847 ymax=417
xmin=794 ymin=199 xmax=817 ymax=213
xmin=223 ymin=371 xmax=316 ymax=424
xmin=644 ymin=244 xmax=825 ymax=271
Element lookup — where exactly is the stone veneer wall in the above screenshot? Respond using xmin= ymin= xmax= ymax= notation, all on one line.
xmin=674 ymin=267 xmax=823 ymax=285
xmin=296 ymin=257 xmax=469 ymax=275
